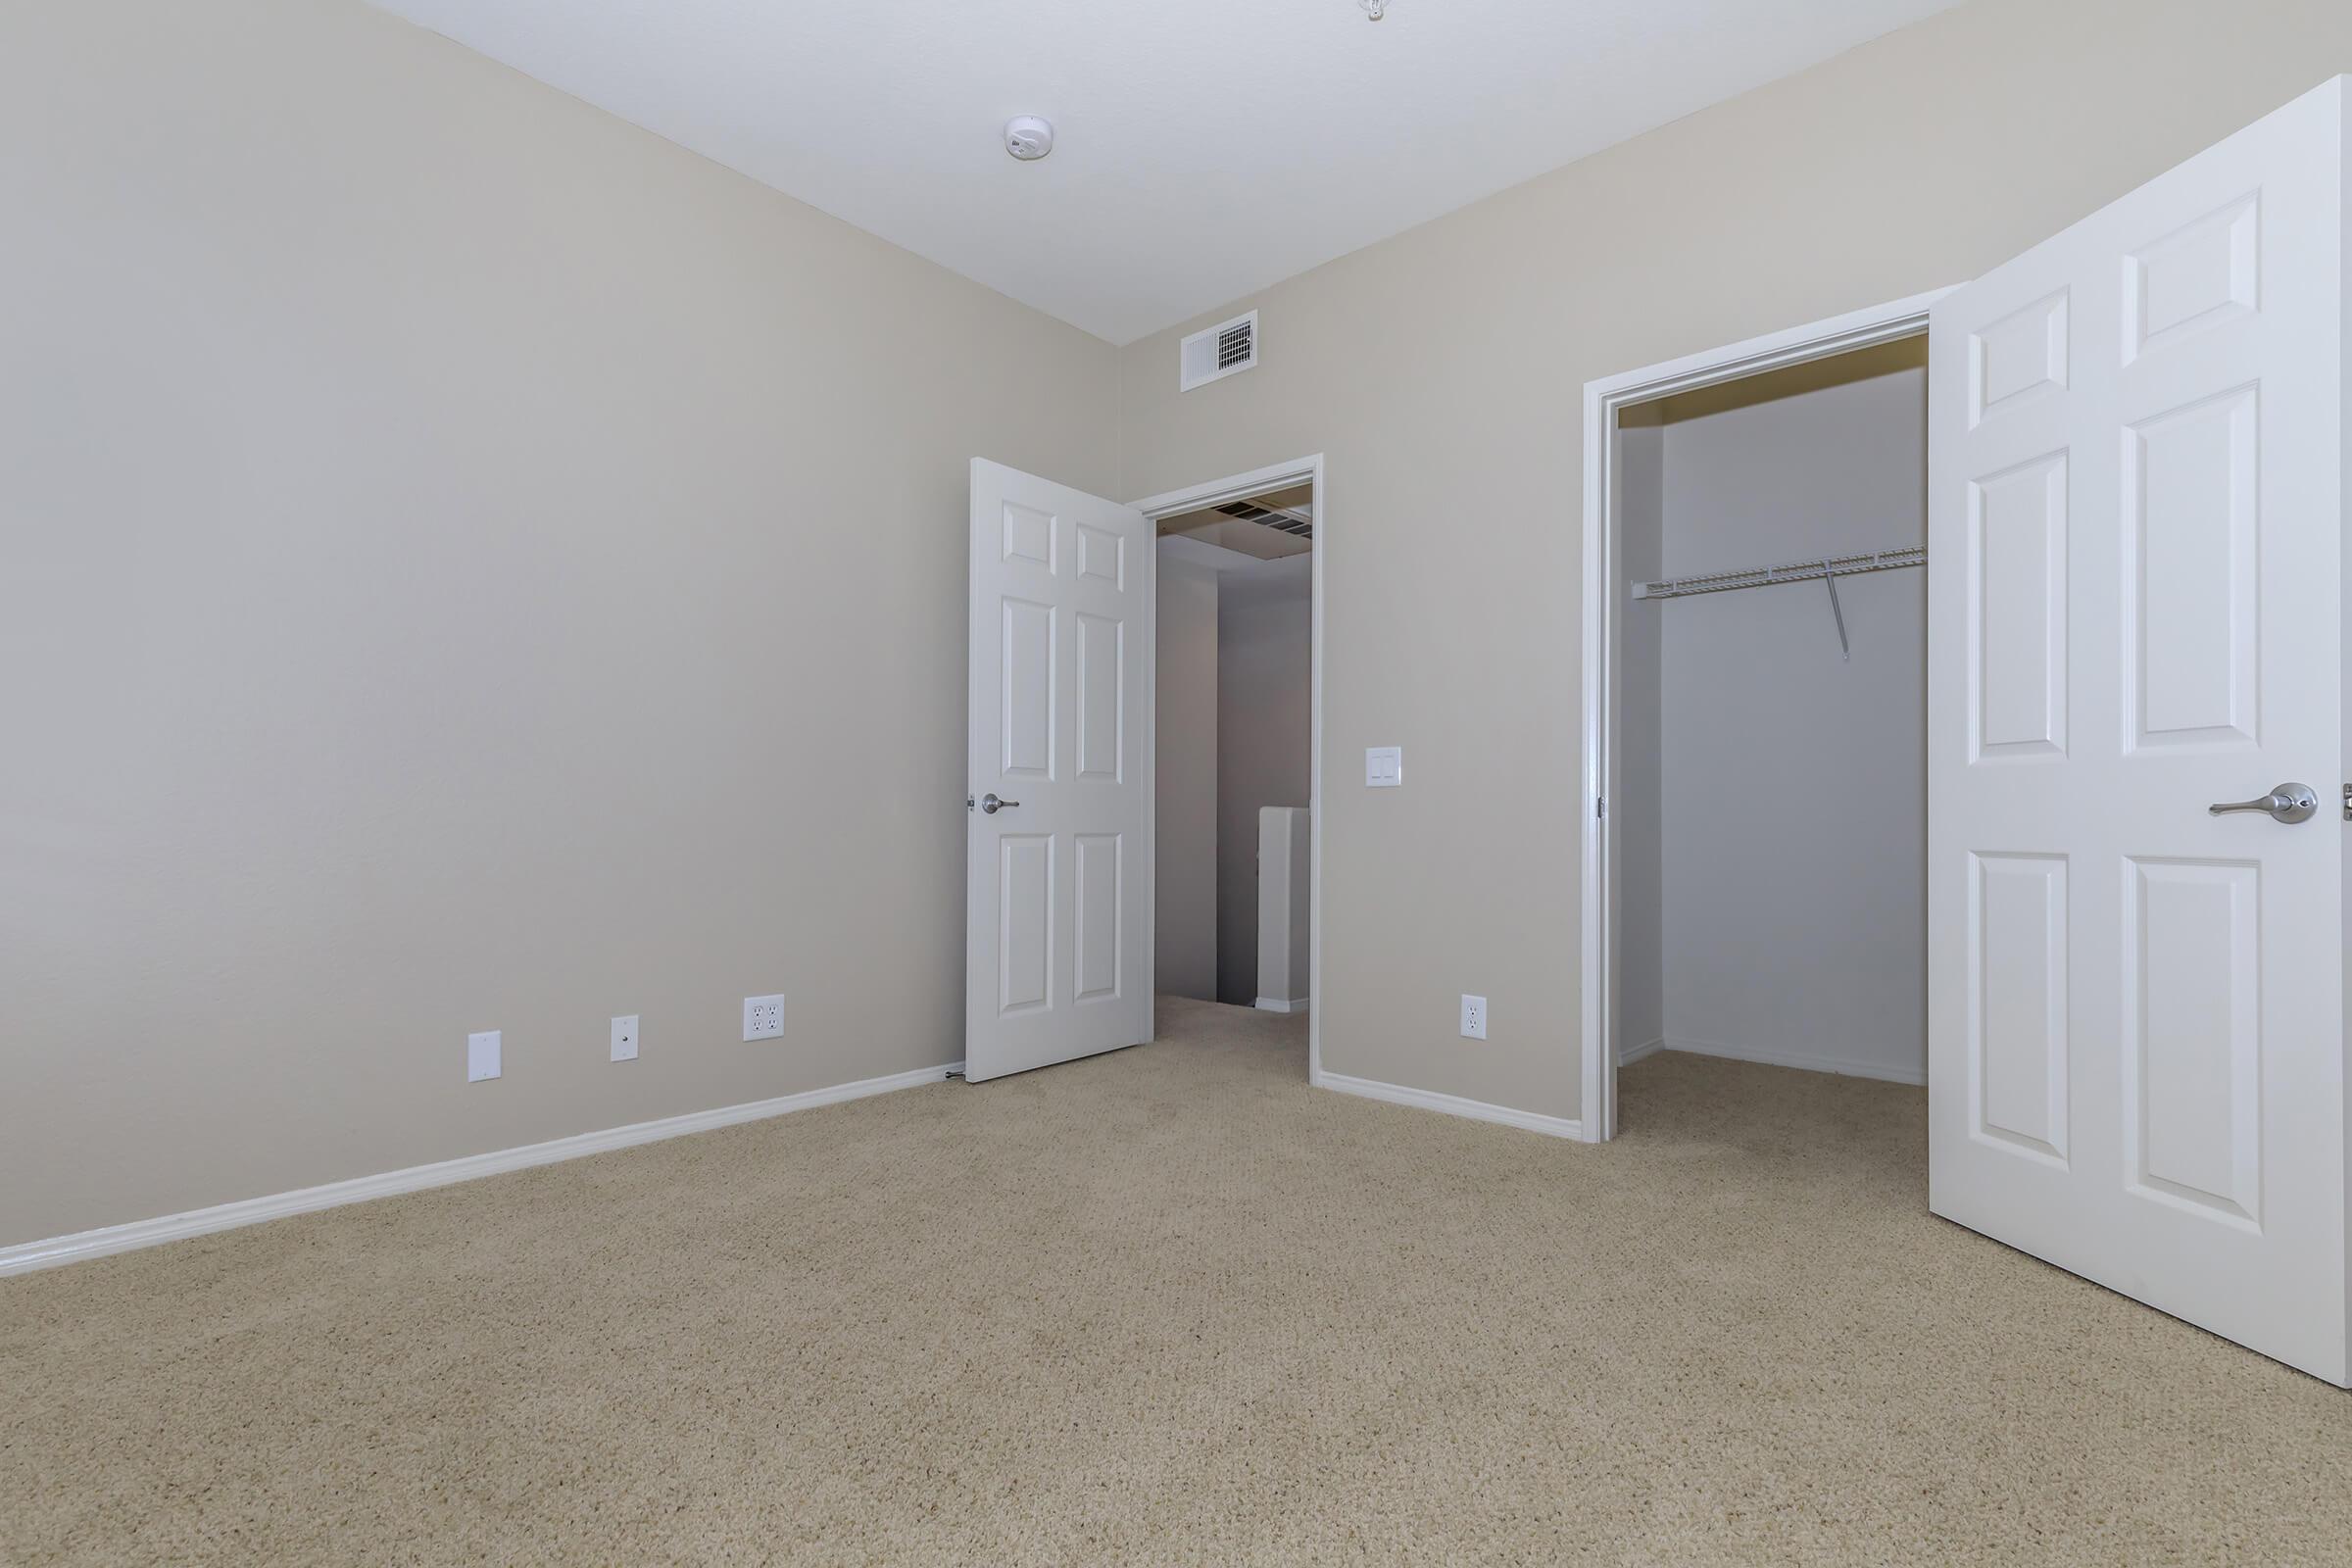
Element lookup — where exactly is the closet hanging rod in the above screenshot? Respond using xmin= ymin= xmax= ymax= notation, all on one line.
xmin=1632 ymin=545 xmax=1925 ymax=602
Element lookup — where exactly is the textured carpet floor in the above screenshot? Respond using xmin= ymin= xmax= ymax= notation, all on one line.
xmin=4 ymin=998 xmax=2348 ymax=1565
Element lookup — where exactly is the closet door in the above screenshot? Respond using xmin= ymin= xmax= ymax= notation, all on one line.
xmin=1927 ymin=77 xmax=2347 ymax=1382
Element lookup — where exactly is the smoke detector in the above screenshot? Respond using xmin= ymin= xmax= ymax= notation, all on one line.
xmin=1004 ymin=117 xmax=1054 ymax=161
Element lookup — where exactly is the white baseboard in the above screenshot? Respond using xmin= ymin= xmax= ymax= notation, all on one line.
xmin=0 ymin=1060 xmax=963 ymax=1278
xmin=1254 ymin=996 xmax=1309 ymax=1014
xmin=1311 ymin=1067 xmax=1584 ymax=1142
xmin=1618 ymin=1036 xmax=1666 ymax=1067
xmin=1664 ymin=1036 xmax=1926 ymax=1087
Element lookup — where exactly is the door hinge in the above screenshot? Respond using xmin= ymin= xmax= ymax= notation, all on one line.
xmin=1595 ymin=795 xmax=1606 ymax=820
xmin=2342 ymin=783 xmax=2350 ymax=822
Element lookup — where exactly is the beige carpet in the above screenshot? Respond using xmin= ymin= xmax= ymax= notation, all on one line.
xmin=4 ymin=998 xmax=2348 ymax=1565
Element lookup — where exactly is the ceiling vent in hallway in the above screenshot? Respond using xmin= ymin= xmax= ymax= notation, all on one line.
xmin=1179 ymin=310 xmax=1258 ymax=391
xmin=1211 ymin=498 xmax=1311 ymax=541
xmin=1155 ymin=480 xmax=1313 ymax=560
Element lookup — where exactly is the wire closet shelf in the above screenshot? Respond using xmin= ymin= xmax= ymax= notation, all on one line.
xmin=1632 ymin=545 xmax=1925 ymax=602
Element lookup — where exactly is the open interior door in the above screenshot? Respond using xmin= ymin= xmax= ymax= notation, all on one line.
xmin=965 ymin=460 xmax=1153 ymax=1082
xmin=1928 ymin=78 xmax=2348 ymax=1382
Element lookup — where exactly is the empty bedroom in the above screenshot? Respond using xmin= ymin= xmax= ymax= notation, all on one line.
xmin=7 ymin=1 xmax=2352 ymax=1563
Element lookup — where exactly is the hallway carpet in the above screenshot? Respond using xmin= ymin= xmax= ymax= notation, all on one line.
xmin=4 ymin=998 xmax=2347 ymax=1564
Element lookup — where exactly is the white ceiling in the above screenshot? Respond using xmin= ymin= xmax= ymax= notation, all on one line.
xmin=374 ymin=0 xmax=1960 ymax=345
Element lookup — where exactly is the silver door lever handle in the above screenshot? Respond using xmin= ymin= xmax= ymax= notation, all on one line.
xmin=981 ymin=793 xmax=1020 ymax=814
xmin=2208 ymin=782 xmax=2318 ymax=823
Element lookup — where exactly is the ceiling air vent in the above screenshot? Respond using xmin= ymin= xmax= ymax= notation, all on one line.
xmin=1179 ymin=310 xmax=1258 ymax=392
xmin=1212 ymin=498 xmax=1311 ymax=540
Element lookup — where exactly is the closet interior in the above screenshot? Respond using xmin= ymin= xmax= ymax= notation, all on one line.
xmin=1614 ymin=336 xmax=1930 ymax=1100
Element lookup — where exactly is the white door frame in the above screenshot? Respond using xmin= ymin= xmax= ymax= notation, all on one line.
xmin=1131 ymin=454 xmax=1328 ymax=1083
xmin=1576 ymin=293 xmax=1952 ymax=1142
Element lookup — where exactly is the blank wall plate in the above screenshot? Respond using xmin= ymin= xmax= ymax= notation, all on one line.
xmin=1365 ymin=746 xmax=1402 ymax=787
xmin=467 ymin=1030 xmax=502 ymax=1082
xmin=611 ymin=1014 xmax=639 ymax=1062
xmin=1459 ymin=995 xmax=1487 ymax=1040
xmin=743 ymin=995 xmax=784 ymax=1041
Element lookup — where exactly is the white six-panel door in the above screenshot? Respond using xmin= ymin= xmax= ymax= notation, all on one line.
xmin=965 ymin=460 xmax=1153 ymax=1082
xmin=1928 ymin=79 xmax=2347 ymax=1382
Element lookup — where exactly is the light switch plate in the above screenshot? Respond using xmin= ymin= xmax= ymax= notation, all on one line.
xmin=1459 ymin=995 xmax=1487 ymax=1040
xmin=611 ymin=1014 xmax=639 ymax=1062
xmin=1365 ymin=746 xmax=1402 ymax=787
xmin=467 ymin=1030 xmax=502 ymax=1082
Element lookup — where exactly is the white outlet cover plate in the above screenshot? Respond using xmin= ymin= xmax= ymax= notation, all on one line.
xmin=743 ymin=995 xmax=785 ymax=1041
xmin=611 ymin=1014 xmax=640 ymax=1062
xmin=1459 ymin=995 xmax=1487 ymax=1040
xmin=467 ymin=1030 xmax=502 ymax=1082
xmin=1365 ymin=746 xmax=1402 ymax=787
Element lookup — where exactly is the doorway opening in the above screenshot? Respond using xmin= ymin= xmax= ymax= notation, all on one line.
xmin=1581 ymin=294 xmax=1946 ymax=1142
xmin=1136 ymin=458 xmax=1325 ymax=1081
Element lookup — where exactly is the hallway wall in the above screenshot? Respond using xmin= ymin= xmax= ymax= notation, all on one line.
xmin=1217 ymin=563 xmax=1313 ymax=1006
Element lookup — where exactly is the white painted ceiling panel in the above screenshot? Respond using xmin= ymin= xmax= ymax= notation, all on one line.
xmin=371 ymin=0 xmax=1961 ymax=344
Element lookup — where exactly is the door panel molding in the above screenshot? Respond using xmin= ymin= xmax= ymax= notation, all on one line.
xmin=967 ymin=461 xmax=1153 ymax=1079
xmin=1928 ymin=78 xmax=2345 ymax=1383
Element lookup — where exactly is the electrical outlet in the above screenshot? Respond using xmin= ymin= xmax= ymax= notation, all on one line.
xmin=467 ymin=1030 xmax=502 ymax=1082
xmin=743 ymin=995 xmax=784 ymax=1041
xmin=1459 ymin=995 xmax=1487 ymax=1041
xmin=611 ymin=1014 xmax=639 ymax=1062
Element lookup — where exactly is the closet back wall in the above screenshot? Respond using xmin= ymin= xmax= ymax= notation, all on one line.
xmin=1649 ymin=352 xmax=1928 ymax=1083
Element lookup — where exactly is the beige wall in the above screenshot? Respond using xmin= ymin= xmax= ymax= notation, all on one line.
xmin=0 ymin=0 xmax=1118 ymax=1245
xmin=12 ymin=0 xmax=2352 ymax=1246
xmin=1113 ymin=0 xmax=2352 ymax=1122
